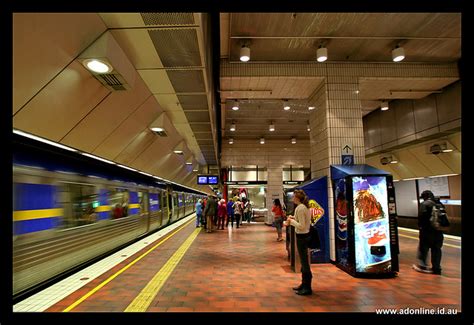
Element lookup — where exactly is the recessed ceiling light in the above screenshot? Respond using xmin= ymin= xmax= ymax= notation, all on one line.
xmin=229 ymin=138 xmax=234 ymax=144
xmin=269 ymin=123 xmax=275 ymax=132
xmin=83 ymin=59 xmax=113 ymax=74
xmin=174 ymin=150 xmax=184 ymax=155
xmin=230 ymin=123 xmax=236 ymax=132
xmin=308 ymin=106 xmax=315 ymax=110
xmin=291 ymin=137 xmax=296 ymax=144
xmin=232 ymin=101 xmax=239 ymax=111
xmin=260 ymin=137 xmax=265 ymax=144
xmin=381 ymin=101 xmax=389 ymax=111
xmin=151 ymin=127 xmax=164 ymax=132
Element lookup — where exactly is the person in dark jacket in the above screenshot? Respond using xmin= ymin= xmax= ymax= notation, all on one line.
xmin=203 ymin=195 xmax=218 ymax=233
xmin=412 ymin=190 xmax=444 ymax=275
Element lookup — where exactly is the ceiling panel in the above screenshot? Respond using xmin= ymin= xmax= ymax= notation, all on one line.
xmin=359 ymin=78 xmax=459 ymax=101
xmin=190 ymin=123 xmax=212 ymax=132
xmin=167 ymin=70 xmax=206 ymax=93
xmin=93 ymin=96 xmax=161 ymax=160
xmin=184 ymin=111 xmax=211 ymax=123
xmin=99 ymin=13 xmax=146 ymax=28
xmin=138 ymin=70 xmax=175 ymax=94
xmin=13 ymin=61 xmax=110 ymax=142
xmin=177 ymin=94 xmax=209 ymax=110
xmin=148 ymin=29 xmax=202 ymax=67
xmin=61 ymin=72 xmax=151 ymax=152
xmin=110 ymin=29 xmax=164 ymax=69
xmin=13 ymin=13 xmax=107 ymax=112
xmin=115 ymin=130 xmax=157 ymax=166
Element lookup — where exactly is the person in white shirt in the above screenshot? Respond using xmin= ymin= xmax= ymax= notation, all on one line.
xmin=285 ymin=189 xmax=312 ymax=295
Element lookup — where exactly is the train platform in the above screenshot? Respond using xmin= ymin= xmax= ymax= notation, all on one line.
xmin=14 ymin=214 xmax=461 ymax=313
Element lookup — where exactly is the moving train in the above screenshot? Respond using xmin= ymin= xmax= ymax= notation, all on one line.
xmin=13 ymin=134 xmax=207 ymax=298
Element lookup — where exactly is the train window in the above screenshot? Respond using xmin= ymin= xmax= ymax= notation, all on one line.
xmin=109 ymin=189 xmax=129 ymax=219
xmin=138 ymin=191 xmax=149 ymax=215
xmin=61 ymin=183 xmax=99 ymax=227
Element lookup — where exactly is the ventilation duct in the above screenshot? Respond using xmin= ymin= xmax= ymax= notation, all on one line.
xmin=78 ymin=32 xmax=136 ymax=91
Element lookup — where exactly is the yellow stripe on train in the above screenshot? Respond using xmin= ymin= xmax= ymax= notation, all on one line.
xmin=13 ymin=208 xmax=64 ymax=221
xmin=128 ymin=204 xmax=140 ymax=209
xmin=96 ymin=205 xmax=112 ymax=212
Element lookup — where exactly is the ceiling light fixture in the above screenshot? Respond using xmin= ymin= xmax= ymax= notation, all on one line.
xmin=381 ymin=100 xmax=389 ymax=111
xmin=83 ymin=59 xmax=113 ymax=74
xmin=392 ymin=45 xmax=405 ymax=62
xmin=308 ymin=106 xmax=315 ymax=110
xmin=260 ymin=137 xmax=265 ymax=144
xmin=240 ymin=45 xmax=250 ymax=62
xmin=232 ymin=100 xmax=239 ymax=111
xmin=317 ymin=46 xmax=328 ymax=62
xmin=150 ymin=127 xmax=164 ymax=132
xmin=291 ymin=137 xmax=296 ymax=144
xmin=307 ymin=122 xmax=311 ymax=132
xmin=269 ymin=122 xmax=275 ymax=132
xmin=229 ymin=138 xmax=234 ymax=144
xmin=283 ymin=100 xmax=290 ymax=111
xmin=230 ymin=122 xmax=236 ymax=132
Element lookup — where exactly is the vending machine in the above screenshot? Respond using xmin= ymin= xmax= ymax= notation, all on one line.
xmin=331 ymin=164 xmax=399 ymax=277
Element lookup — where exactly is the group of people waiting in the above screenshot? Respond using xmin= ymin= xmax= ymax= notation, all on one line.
xmin=195 ymin=195 xmax=252 ymax=233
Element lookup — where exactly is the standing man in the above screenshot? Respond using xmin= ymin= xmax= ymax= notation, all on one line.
xmin=412 ymin=190 xmax=444 ymax=275
xmin=203 ymin=195 xmax=218 ymax=233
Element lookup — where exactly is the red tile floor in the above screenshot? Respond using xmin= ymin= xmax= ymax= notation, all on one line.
xmin=47 ymin=219 xmax=461 ymax=312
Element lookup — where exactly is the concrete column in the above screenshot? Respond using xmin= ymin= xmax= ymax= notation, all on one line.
xmin=265 ymin=167 xmax=283 ymax=225
xmin=309 ymin=76 xmax=365 ymax=261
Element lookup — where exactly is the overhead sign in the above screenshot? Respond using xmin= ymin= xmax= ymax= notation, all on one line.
xmin=197 ymin=175 xmax=219 ymax=185
xmin=341 ymin=143 xmax=354 ymax=166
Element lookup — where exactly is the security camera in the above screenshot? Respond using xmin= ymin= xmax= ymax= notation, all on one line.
xmin=430 ymin=144 xmax=442 ymax=155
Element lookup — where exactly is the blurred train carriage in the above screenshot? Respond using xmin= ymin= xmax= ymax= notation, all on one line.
xmin=13 ymin=134 xmax=205 ymax=298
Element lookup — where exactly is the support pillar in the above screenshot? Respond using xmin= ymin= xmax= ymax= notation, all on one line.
xmin=309 ymin=76 xmax=365 ymax=261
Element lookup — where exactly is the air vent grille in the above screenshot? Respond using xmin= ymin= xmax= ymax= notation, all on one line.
xmin=153 ymin=130 xmax=168 ymax=137
xmin=140 ymin=13 xmax=194 ymax=26
xmin=99 ymin=74 xmax=122 ymax=86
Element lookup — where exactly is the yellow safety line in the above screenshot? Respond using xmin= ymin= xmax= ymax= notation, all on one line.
xmin=124 ymin=227 xmax=201 ymax=312
xmin=398 ymin=228 xmax=461 ymax=242
xmin=398 ymin=234 xmax=461 ymax=249
xmin=63 ymin=218 xmax=195 ymax=312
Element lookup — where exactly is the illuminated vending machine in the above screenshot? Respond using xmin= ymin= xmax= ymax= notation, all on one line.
xmin=331 ymin=164 xmax=399 ymax=277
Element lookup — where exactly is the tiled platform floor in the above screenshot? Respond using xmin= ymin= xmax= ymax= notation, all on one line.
xmin=45 ymin=220 xmax=461 ymax=312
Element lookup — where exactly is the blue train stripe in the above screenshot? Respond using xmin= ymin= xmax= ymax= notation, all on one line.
xmin=14 ymin=183 xmax=58 ymax=210
xmin=129 ymin=191 xmax=138 ymax=204
xmin=129 ymin=208 xmax=139 ymax=215
xmin=97 ymin=211 xmax=110 ymax=221
xmin=14 ymin=217 xmax=61 ymax=235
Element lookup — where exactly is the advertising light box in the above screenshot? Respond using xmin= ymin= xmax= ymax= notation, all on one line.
xmin=352 ymin=176 xmax=391 ymax=273
xmin=208 ymin=176 xmax=218 ymax=184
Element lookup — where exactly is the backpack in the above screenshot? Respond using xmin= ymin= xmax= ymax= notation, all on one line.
xmin=429 ymin=199 xmax=450 ymax=231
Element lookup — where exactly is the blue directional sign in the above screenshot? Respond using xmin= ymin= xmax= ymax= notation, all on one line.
xmin=341 ymin=143 xmax=354 ymax=166
xmin=342 ymin=155 xmax=354 ymax=165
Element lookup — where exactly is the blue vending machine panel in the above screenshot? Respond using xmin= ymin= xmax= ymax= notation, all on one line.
xmin=352 ymin=176 xmax=392 ymax=274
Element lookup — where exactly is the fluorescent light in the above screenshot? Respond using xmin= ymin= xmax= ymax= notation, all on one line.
xmin=151 ymin=127 xmax=164 ymax=132
xmin=308 ymin=106 xmax=315 ymax=110
xmin=403 ymin=177 xmax=424 ymax=181
xmin=139 ymin=171 xmax=153 ymax=177
xmin=428 ymin=174 xmax=458 ymax=178
xmin=185 ymin=162 xmax=193 ymax=165
xmin=240 ymin=45 xmax=250 ymax=62
xmin=83 ymin=59 xmax=113 ymax=74
xmin=442 ymin=149 xmax=453 ymax=153
xmin=13 ymin=129 xmax=78 ymax=152
xmin=174 ymin=150 xmax=184 ymax=154
xmin=392 ymin=46 xmax=405 ymax=62
xmin=390 ymin=160 xmax=398 ymax=164
xmin=317 ymin=47 xmax=328 ymax=62
xmin=117 ymin=164 xmax=137 ymax=172
xmin=81 ymin=152 xmax=116 ymax=164
xmin=193 ymin=169 xmax=199 ymax=172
